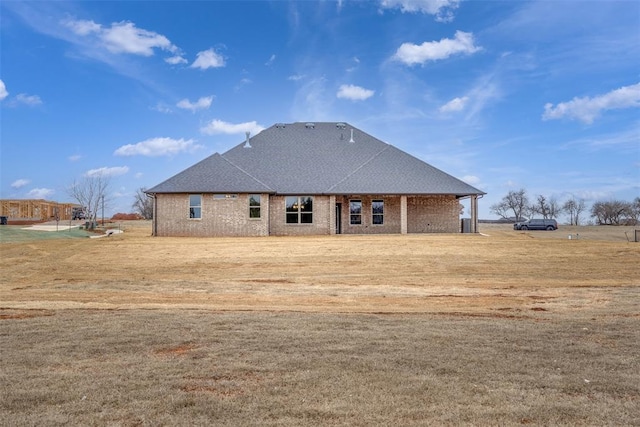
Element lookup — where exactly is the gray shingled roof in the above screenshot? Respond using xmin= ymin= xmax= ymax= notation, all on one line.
xmin=147 ymin=122 xmax=484 ymax=197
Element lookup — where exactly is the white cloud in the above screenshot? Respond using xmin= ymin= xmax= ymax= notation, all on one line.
xmin=165 ymin=55 xmax=188 ymax=65
xmin=336 ymin=84 xmax=375 ymax=101
xmin=191 ymin=48 xmax=226 ymax=70
xmin=200 ymin=119 xmax=265 ymax=136
xmin=288 ymin=74 xmax=305 ymax=81
xmin=114 ymin=137 xmax=202 ymax=157
xmin=439 ymin=96 xmax=469 ymax=113
xmin=11 ymin=179 xmax=30 ymax=189
xmin=85 ymin=166 xmax=130 ymax=177
xmin=26 ymin=188 xmax=55 ymax=199
xmin=64 ymin=18 xmax=101 ymax=36
xmin=462 ymin=175 xmax=480 ymax=185
xmin=0 ymin=79 xmax=8 ymax=100
xmin=151 ymin=102 xmax=172 ymax=114
xmin=393 ymin=30 xmax=481 ymax=66
xmin=63 ymin=18 xmax=180 ymax=58
xmin=176 ymin=96 xmax=213 ymax=112
xmin=543 ymin=82 xmax=640 ymax=124
xmin=266 ymin=54 xmax=276 ymax=66
xmin=102 ymin=21 xmax=176 ymax=56
xmin=380 ymin=0 xmax=460 ymax=22
xmin=14 ymin=93 xmax=43 ymax=106
xmin=68 ymin=154 xmax=82 ymax=162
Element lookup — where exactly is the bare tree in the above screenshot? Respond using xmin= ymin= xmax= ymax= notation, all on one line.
xmin=531 ymin=195 xmax=550 ymax=219
xmin=490 ymin=189 xmax=529 ymax=221
xmin=630 ymin=197 xmax=640 ymax=225
xmin=563 ymin=197 xmax=587 ymax=225
xmin=68 ymin=174 xmax=110 ymax=223
xmin=133 ymin=188 xmax=153 ymax=219
xmin=591 ymin=200 xmax=631 ymax=225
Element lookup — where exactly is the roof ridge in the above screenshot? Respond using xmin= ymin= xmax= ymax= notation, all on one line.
xmin=220 ymin=154 xmax=275 ymax=192
xmin=326 ymin=144 xmax=391 ymax=192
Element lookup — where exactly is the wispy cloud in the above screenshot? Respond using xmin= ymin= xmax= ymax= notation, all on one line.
xmin=11 ymin=93 xmax=43 ymax=107
xmin=461 ymin=175 xmax=481 ymax=186
xmin=176 ymin=96 xmax=213 ymax=112
xmin=68 ymin=154 xmax=82 ymax=162
xmin=438 ymin=73 xmax=500 ymax=121
xmin=63 ymin=19 xmax=180 ymax=57
xmin=337 ymin=84 xmax=375 ymax=101
xmin=380 ymin=0 xmax=461 ymax=22
xmin=439 ymin=96 xmax=469 ymax=113
xmin=3 ymin=3 xmax=186 ymax=89
xmin=11 ymin=179 xmax=30 ymax=189
xmin=200 ymin=120 xmax=265 ymax=136
xmin=191 ymin=48 xmax=226 ymax=70
xmin=114 ymin=138 xmax=202 ymax=157
xmin=393 ymin=31 xmax=481 ymax=66
xmin=26 ymin=188 xmax=55 ymax=199
xmin=265 ymin=54 xmax=276 ymax=66
xmin=151 ymin=102 xmax=172 ymax=114
xmin=165 ymin=55 xmax=188 ymax=65
xmin=543 ymin=82 xmax=640 ymax=124
xmin=85 ymin=166 xmax=129 ymax=177
xmin=0 ymin=79 xmax=8 ymax=100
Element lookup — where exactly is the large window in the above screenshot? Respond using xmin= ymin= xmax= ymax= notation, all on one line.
xmin=350 ymin=200 xmax=362 ymax=225
xmin=249 ymin=194 xmax=261 ymax=219
xmin=286 ymin=196 xmax=313 ymax=224
xmin=372 ymin=200 xmax=384 ymax=225
xmin=189 ymin=194 xmax=201 ymax=219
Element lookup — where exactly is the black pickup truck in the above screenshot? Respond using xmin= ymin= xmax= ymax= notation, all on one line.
xmin=513 ymin=219 xmax=558 ymax=231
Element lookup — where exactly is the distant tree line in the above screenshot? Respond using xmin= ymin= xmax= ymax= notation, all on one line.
xmin=490 ymin=188 xmax=640 ymax=225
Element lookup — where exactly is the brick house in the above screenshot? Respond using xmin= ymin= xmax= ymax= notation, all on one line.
xmin=146 ymin=122 xmax=484 ymax=237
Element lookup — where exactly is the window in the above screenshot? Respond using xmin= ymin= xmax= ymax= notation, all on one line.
xmin=350 ymin=200 xmax=362 ymax=225
xmin=286 ymin=196 xmax=313 ymax=224
xmin=249 ymin=194 xmax=261 ymax=219
xmin=372 ymin=200 xmax=384 ymax=225
xmin=189 ymin=195 xmax=201 ymax=219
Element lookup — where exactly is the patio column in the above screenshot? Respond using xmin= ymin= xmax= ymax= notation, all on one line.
xmin=400 ymin=195 xmax=407 ymax=234
xmin=329 ymin=195 xmax=336 ymax=235
xmin=470 ymin=195 xmax=478 ymax=233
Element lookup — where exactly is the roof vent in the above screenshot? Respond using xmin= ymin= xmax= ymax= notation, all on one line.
xmin=244 ymin=131 xmax=251 ymax=148
xmin=305 ymin=122 xmax=315 ymax=129
xmin=349 ymin=128 xmax=355 ymax=143
xmin=336 ymin=122 xmax=346 ymax=130
xmin=275 ymin=123 xmax=286 ymax=129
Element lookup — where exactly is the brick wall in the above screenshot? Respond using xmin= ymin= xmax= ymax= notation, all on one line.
xmin=154 ymin=193 xmax=461 ymax=236
xmin=407 ymin=195 xmax=460 ymax=233
xmin=154 ymin=193 xmax=269 ymax=237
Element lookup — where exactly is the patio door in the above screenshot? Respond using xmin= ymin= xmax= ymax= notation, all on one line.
xmin=335 ymin=203 xmax=342 ymax=234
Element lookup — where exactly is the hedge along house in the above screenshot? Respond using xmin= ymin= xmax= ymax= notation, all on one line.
xmin=146 ymin=122 xmax=485 ymax=237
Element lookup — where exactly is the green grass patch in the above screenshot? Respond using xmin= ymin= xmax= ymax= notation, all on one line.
xmin=0 ymin=226 xmax=92 ymax=243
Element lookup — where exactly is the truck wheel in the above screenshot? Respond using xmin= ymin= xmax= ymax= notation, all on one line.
xmin=546 ymin=225 xmax=555 ymax=230
xmin=521 ymin=226 xmax=528 ymax=230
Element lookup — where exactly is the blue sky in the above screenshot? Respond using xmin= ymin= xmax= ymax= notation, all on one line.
xmin=1 ymin=0 xmax=638 ymax=220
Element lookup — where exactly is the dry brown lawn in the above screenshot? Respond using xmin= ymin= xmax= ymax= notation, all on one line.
xmin=1 ymin=222 xmax=638 ymax=425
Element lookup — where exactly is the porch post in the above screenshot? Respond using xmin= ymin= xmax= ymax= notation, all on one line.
xmin=470 ymin=195 xmax=478 ymax=233
xmin=329 ymin=195 xmax=336 ymax=235
xmin=400 ymin=195 xmax=407 ymax=234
